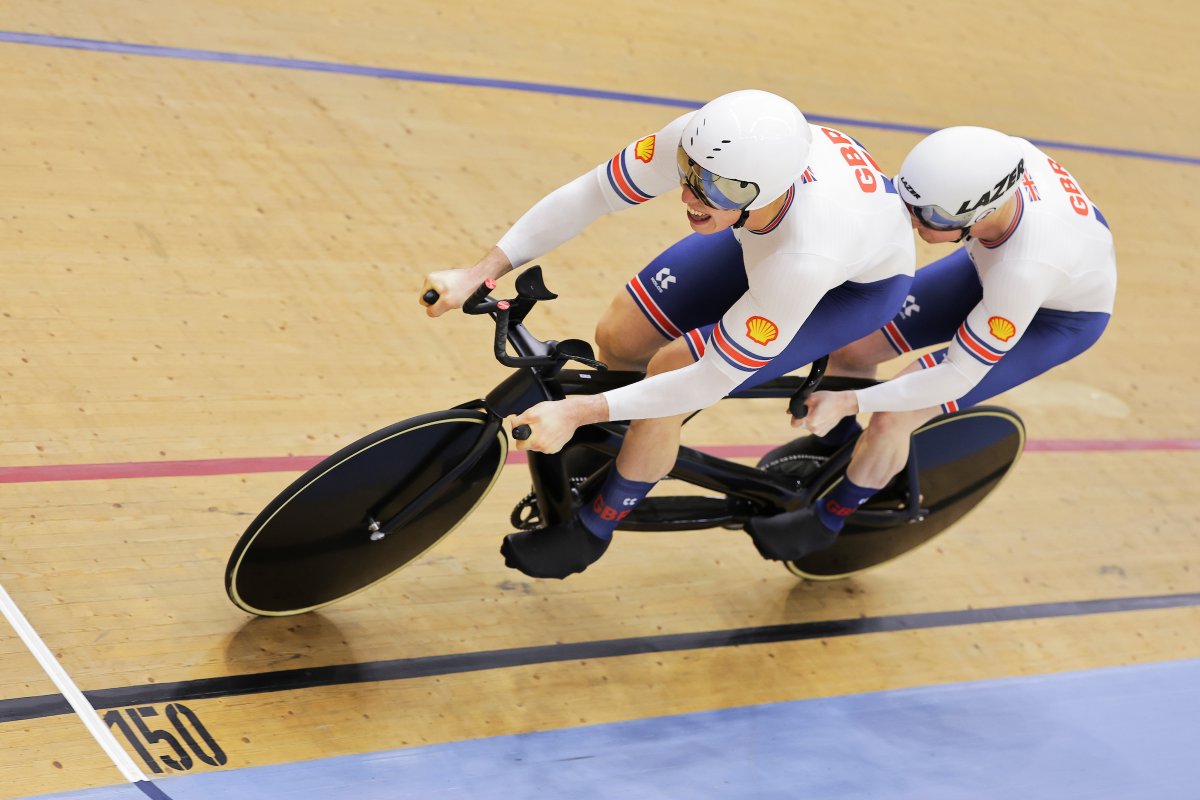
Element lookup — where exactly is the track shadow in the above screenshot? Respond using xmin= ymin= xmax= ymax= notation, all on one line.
xmin=223 ymin=613 xmax=357 ymax=672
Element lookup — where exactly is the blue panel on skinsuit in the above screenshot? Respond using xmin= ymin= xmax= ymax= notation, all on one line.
xmin=22 ymin=659 xmax=1200 ymax=800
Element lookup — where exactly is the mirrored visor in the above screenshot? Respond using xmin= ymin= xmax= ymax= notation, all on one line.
xmin=676 ymin=146 xmax=760 ymax=211
xmin=904 ymin=201 xmax=975 ymax=231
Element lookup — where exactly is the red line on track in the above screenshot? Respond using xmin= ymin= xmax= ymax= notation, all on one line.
xmin=0 ymin=456 xmax=326 ymax=484
xmin=0 ymin=440 xmax=1196 ymax=485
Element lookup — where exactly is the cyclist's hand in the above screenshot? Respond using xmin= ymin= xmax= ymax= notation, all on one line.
xmin=420 ymin=268 xmax=480 ymax=318
xmin=422 ymin=247 xmax=514 ymax=318
xmin=507 ymin=401 xmax=578 ymax=454
xmin=797 ymin=390 xmax=858 ymax=435
xmin=508 ymin=397 xmax=606 ymax=454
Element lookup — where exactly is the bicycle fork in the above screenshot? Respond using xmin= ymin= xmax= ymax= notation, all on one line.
xmin=361 ymin=363 xmax=556 ymax=542
xmin=363 ymin=412 xmax=507 ymax=541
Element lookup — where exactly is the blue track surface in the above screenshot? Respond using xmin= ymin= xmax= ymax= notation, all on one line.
xmin=25 ymin=659 xmax=1200 ymax=800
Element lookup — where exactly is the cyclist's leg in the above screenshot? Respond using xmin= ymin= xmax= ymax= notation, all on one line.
xmin=595 ymin=292 xmax=673 ymax=372
xmin=824 ymin=247 xmax=978 ymax=378
xmin=503 ymin=233 xmax=747 ymax=578
xmin=947 ymin=308 xmax=1111 ymax=410
xmin=826 ymin=247 xmax=982 ymax=477
xmin=870 ymin=246 xmax=983 ymax=356
xmin=739 ymin=275 xmax=915 ymax=559
xmin=506 ymin=337 xmax=694 ymax=577
xmin=595 ymin=229 xmax=746 ymax=370
xmin=573 ymin=229 xmax=745 ymax=481
xmin=611 ymin=337 xmax=696 ymax=483
xmin=826 ymin=330 xmax=893 ymax=381
xmin=765 ymin=251 xmax=976 ymax=541
xmin=740 ymin=273 xmax=913 ymax=467
xmin=500 ymin=333 xmax=710 ymax=579
xmin=810 ymin=361 xmax=941 ymax=536
xmin=729 ymin=273 xmax=924 ymax=560
xmin=844 ymin=357 xmax=941 ymax=489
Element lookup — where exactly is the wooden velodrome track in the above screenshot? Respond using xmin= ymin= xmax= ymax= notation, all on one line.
xmin=1 ymin=1 xmax=1197 ymax=797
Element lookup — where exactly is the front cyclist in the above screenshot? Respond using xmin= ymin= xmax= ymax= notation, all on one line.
xmin=749 ymin=126 xmax=1117 ymax=560
xmin=423 ymin=90 xmax=915 ymax=579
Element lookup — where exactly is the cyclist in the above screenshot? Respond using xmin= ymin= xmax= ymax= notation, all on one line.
xmin=749 ymin=126 xmax=1117 ymax=560
xmin=422 ymin=90 xmax=915 ymax=578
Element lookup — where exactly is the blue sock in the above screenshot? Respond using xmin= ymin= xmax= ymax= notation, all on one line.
xmin=818 ymin=416 xmax=862 ymax=447
xmin=814 ymin=477 xmax=877 ymax=532
xmin=578 ymin=468 xmax=656 ymax=541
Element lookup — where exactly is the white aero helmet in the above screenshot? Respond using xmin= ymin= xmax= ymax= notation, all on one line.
xmin=676 ymin=89 xmax=812 ymax=212
xmin=895 ymin=126 xmax=1025 ymax=230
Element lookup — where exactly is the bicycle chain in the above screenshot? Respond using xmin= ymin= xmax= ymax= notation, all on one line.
xmin=757 ymin=453 xmax=827 ymax=484
xmin=509 ymin=477 xmax=589 ymax=530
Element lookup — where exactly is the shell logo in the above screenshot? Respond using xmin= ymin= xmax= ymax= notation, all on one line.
xmin=987 ymin=316 xmax=1017 ymax=342
xmin=745 ymin=316 xmax=779 ymax=346
xmin=634 ymin=135 xmax=656 ymax=164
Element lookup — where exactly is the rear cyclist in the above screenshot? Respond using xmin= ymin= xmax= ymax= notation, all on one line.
xmin=423 ymin=90 xmax=915 ymax=578
xmin=749 ymin=126 xmax=1117 ymax=560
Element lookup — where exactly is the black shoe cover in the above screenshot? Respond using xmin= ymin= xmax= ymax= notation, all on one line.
xmin=501 ymin=517 xmax=611 ymax=579
xmin=745 ymin=506 xmax=839 ymax=561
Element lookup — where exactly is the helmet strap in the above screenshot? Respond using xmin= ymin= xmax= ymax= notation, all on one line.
xmin=732 ymin=209 xmax=751 ymax=229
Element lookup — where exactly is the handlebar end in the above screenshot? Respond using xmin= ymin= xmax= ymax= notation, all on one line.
xmin=786 ymin=355 xmax=829 ymax=419
xmin=512 ymin=424 xmax=531 ymax=441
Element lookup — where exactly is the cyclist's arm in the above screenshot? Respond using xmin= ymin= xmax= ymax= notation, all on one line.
xmin=854 ymin=259 xmax=1068 ymax=413
xmin=495 ymin=114 xmax=688 ymax=268
xmin=604 ymin=253 xmax=839 ymax=420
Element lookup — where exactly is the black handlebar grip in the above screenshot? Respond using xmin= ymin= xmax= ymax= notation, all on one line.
xmin=787 ymin=355 xmax=829 ymax=419
xmin=492 ymin=306 xmax=511 ymax=362
xmin=512 ymin=424 xmax=531 ymax=440
xmin=422 ymin=289 xmax=439 ymax=306
xmin=463 ymin=278 xmax=497 ymax=313
xmin=788 ymin=394 xmax=809 ymax=420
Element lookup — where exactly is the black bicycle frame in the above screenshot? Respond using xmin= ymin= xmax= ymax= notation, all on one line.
xmin=459 ymin=265 xmax=923 ymax=532
xmin=478 ymin=362 xmax=865 ymax=529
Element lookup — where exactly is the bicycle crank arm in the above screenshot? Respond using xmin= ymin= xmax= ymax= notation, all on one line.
xmin=616 ymin=495 xmax=746 ymax=531
xmin=848 ymin=506 xmax=931 ymax=525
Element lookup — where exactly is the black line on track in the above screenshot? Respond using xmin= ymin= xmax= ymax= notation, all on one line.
xmin=2 ymin=592 xmax=1197 ymax=724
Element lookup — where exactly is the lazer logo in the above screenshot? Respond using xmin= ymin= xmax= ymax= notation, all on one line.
xmin=652 ymin=267 xmax=676 ymax=292
xmin=900 ymin=176 xmax=920 ymax=198
xmin=954 ymin=159 xmax=1025 ymax=216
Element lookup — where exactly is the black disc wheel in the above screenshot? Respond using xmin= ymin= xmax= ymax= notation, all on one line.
xmin=226 ymin=409 xmax=507 ymax=616
xmin=786 ymin=406 xmax=1024 ymax=580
